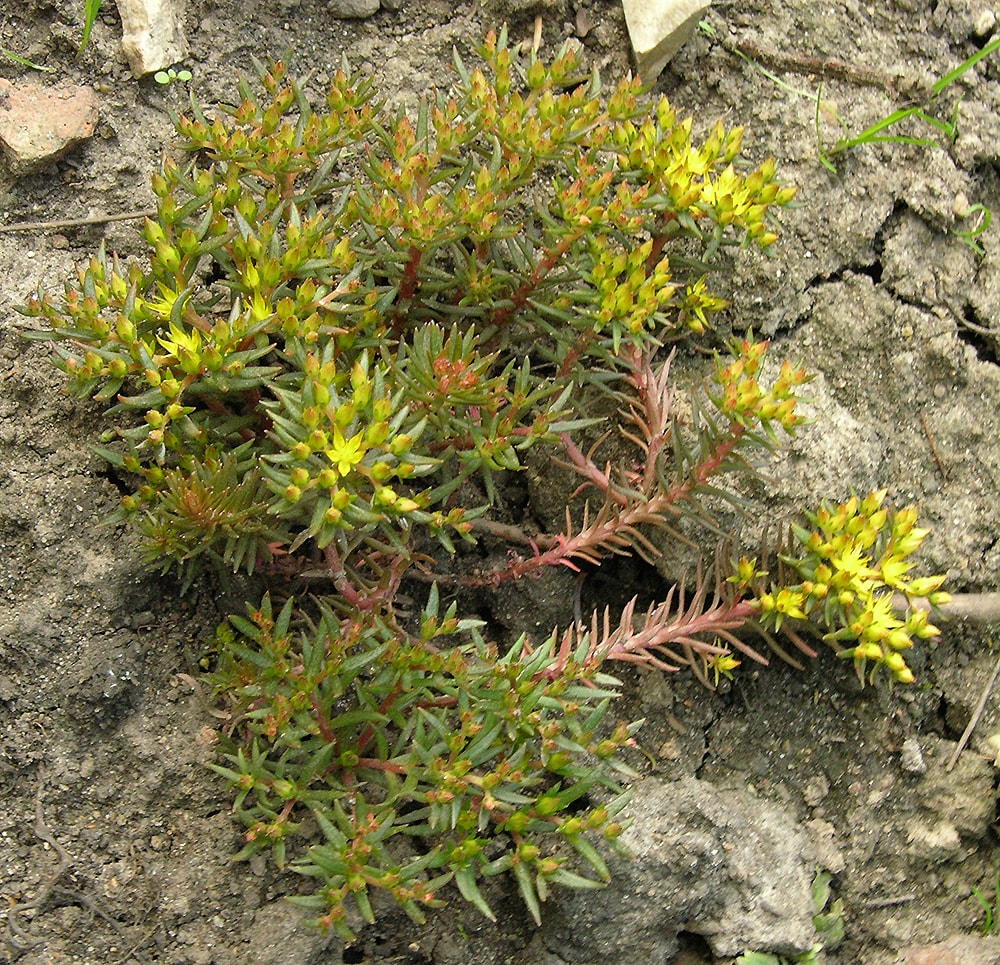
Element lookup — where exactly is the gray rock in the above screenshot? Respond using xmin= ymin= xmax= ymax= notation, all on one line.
xmin=915 ymin=750 xmax=995 ymax=839
xmin=544 ymin=777 xmax=819 ymax=962
xmin=899 ymin=737 xmax=927 ymax=774
xmin=623 ymin=0 xmax=710 ymax=83
xmin=329 ymin=0 xmax=380 ymax=17
xmin=245 ymin=900 xmax=341 ymax=965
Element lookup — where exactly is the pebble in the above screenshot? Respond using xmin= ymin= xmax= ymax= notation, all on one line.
xmin=802 ymin=774 xmax=830 ymax=806
xmin=575 ymin=7 xmax=595 ymax=37
xmin=973 ymin=9 xmax=997 ymax=36
xmin=897 ymin=933 xmax=1000 ymax=965
xmin=329 ymin=0 xmax=380 ymax=15
xmin=117 ymin=0 xmax=189 ymax=77
xmin=899 ymin=736 xmax=927 ymax=774
xmin=623 ymin=0 xmax=711 ymax=82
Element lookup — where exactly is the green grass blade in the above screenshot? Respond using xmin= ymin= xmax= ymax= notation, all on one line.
xmin=954 ymin=202 xmax=991 ymax=255
xmin=79 ymin=0 xmax=102 ymax=55
xmin=932 ymin=33 xmax=1000 ymax=95
xmin=1 ymin=48 xmax=54 ymax=71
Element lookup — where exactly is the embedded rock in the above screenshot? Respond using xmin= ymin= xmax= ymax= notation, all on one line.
xmin=0 ymin=79 xmax=99 ymax=174
xmin=622 ymin=0 xmax=711 ymax=82
xmin=543 ymin=777 xmax=823 ymax=961
xmin=329 ymin=0 xmax=380 ymax=16
xmin=115 ymin=0 xmax=189 ymax=77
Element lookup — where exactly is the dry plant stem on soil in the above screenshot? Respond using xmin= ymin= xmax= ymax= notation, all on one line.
xmin=22 ymin=35 xmax=951 ymax=936
xmin=0 ymin=210 xmax=156 ymax=233
xmin=727 ymin=37 xmax=932 ymax=99
xmin=945 ymin=652 xmax=1000 ymax=772
xmin=906 ymin=592 xmax=1000 ymax=625
xmin=5 ymin=769 xmax=72 ymax=953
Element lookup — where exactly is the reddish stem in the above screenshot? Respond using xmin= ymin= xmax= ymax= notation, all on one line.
xmin=459 ymin=422 xmax=746 ymax=587
xmin=356 ymin=758 xmax=408 ymax=774
xmin=490 ymin=229 xmax=582 ymax=332
xmin=388 ymin=244 xmax=424 ymax=335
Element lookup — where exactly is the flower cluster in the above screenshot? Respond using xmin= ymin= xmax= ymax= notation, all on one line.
xmin=24 ymin=34 xmax=797 ymax=585
xmin=711 ymin=334 xmax=811 ymax=437
xmin=753 ymin=491 xmax=950 ymax=683
xmin=612 ymin=99 xmax=796 ymax=246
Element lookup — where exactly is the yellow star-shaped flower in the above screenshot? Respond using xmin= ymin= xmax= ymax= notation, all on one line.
xmin=324 ymin=429 xmax=366 ymax=477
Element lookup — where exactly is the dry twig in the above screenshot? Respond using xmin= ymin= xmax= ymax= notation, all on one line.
xmin=0 ymin=210 xmax=155 ymax=234
xmin=4 ymin=768 xmax=72 ymax=954
xmin=723 ymin=35 xmax=931 ymax=99
xmin=946 ymin=651 xmax=1000 ymax=772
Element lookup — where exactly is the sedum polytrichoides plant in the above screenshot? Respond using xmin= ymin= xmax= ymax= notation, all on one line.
xmin=24 ymin=30 xmax=948 ymax=936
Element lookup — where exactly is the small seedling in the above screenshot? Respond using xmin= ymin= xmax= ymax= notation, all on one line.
xmin=810 ymin=870 xmax=844 ymax=950
xmin=953 ymin=202 xmax=991 ymax=257
xmin=706 ymin=18 xmax=1000 ymax=185
xmin=154 ymin=66 xmax=193 ymax=85
xmin=0 ymin=49 xmax=54 ymax=72
xmin=818 ymin=33 xmax=1000 ymax=168
xmin=971 ymin=869 xmax=1000 ymax=935
xmin=736 ymin=870 xmax=843 ymax=964
xmin=737 ymin=952 xmax=823 ymax=965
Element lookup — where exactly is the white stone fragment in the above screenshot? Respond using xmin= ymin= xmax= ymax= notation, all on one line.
xmin=900 ymin=736 xmax=927 ymax=774
xmin=622 ymin=0 xmax=711 ymax=83
xmin=115 ymin=0 xmax=189 ymax=78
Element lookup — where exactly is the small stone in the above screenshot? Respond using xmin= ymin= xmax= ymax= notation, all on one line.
xmin=973 ymin=9 xmax=997 ymax=37
xmin=0 ymin=79 xmax=99 ymax=174
xmin=905 ymin=818 xmax=961 ymax=861
xmin=899 ymin=736 xmax=927 ymax=774
xmin=328 ymin=0 xmax=380 ymax=16
xmin=802 ymin=774 xmax=830 ymax=806
xmin=622 ymin=0 xmax=710 ymax=83
xmin=114 ymin=0 xmax=189 ymax=78
xmin=897 ymin=933 xmax=1000 ymax=965
xmin=50 ymin=233 xmax=70 ymax=249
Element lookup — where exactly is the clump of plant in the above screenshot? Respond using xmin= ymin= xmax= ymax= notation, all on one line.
xmin=23 ymin=30 xmax=948 ymax=936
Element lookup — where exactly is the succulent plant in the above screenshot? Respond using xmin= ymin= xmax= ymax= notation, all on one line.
xmin=23 ymin=29 xmax=947 ymax=935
